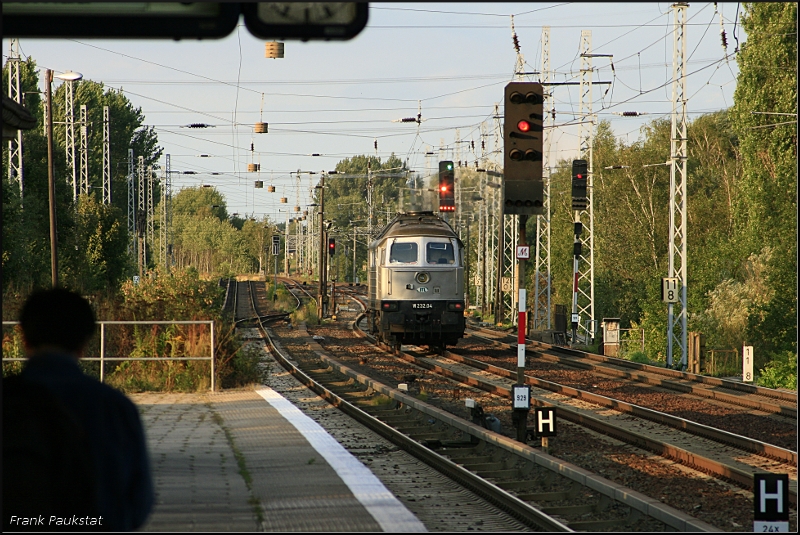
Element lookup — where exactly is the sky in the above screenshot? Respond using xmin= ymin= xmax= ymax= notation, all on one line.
xmin=4 ymin=2 xmax=744 ymax=221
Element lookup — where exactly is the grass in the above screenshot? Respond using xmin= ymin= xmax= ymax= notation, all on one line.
xmin=369 ymin=394 xmax=393 ymax=406
xmin=210 ymin=406 xmax=264 ymax=526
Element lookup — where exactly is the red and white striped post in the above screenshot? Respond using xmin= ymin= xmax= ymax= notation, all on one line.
xmin=517 ymin=288 xmax=527 ymax=370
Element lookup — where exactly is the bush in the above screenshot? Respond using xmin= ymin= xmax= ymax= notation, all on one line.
xmin=290 ymin=300 xmax=319 ymax=326
xmin=756 ymin=350 xmax=797 ymax=390
xmin=219 ymin=343 xmax=271 ymax=388
xmin=624 ymin=350 xmax=650 ymax=364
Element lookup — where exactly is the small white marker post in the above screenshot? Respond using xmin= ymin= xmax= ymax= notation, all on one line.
xmin=743 ymin=345 xmax=754 ymax=382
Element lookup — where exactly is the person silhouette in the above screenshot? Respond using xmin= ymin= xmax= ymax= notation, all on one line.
xmin=5 ymin=288 xmax=154 ymax=531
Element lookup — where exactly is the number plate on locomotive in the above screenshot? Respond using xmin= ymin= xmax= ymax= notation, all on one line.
xmin=412 ymin=303 xmax=433 ymax=309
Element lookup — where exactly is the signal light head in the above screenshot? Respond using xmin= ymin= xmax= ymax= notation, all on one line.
xmin=509 ymin=91 xmax=525 ymax=104
xmin=517 ymin=120 xmax=531 ymax=132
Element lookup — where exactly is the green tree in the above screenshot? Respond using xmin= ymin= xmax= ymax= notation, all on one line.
xmin=2 ymin=57 xmax=162 ymax=294
xmin=730 ymin=2 xmax=797 ymax=361
xmin=61 ymin=194 xmax=130 ymax=293
xmin=319 ymin=154 xmax=410 ymax=282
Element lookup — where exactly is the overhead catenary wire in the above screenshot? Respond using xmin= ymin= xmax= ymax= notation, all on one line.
xmin=14 ymin=3 xmax=744 ymax=220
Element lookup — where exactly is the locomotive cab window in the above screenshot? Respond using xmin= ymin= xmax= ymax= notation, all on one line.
xmin=426 ymin=242 xmax=455 ymax=265
xmin=389 ymin=242 xmax=418 ymax=264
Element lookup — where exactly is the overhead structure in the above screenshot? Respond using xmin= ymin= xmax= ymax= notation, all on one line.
xmin=57 ymin=71 xmax=80 ymax=202
xmin=102 ymin=106 xmax=111 ymax=204
xmin=7 ymin=39 xmax=24 ymax=201
xmin=492 ymin=100 xmax=516 ymax=325
xmin=79 ymin=104 xmax=88 ymax=196
xmin=137 ymin=155 xmax=145 ymax=276
xmin=160 ymin=154 xmax=172 ymax=272
xmin=127 ymin=148 xmax=135 ymax=258
xmin=573 ymin=30 xmax=596 ymax=344
xmin=533 ymin=26 xmax=552 ymax=331
xmin=668 ymin=2 xmax=689 ymax=369
xmin=255 ymin=92 xmax=268 ymax=132
xmin=147 ymin=164 xmax=154 ymax=265
xmin=264 ymin=41 xmax=284 ymax=59
xmin=248 ymin=137 xmax=260 ymax=172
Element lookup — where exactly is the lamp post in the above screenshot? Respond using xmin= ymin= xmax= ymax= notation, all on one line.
xmin=45 ymin=69 xmax=58 ymax=287
xmin=53 ymin=71 xmax=82 ymax=202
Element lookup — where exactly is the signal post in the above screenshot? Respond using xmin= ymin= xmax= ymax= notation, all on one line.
xmin=571 ymin=160 xmax=588 ymax=345
xmin=438 ymin=161 xmax=455 ymax=216
xmin=503 ymin=81 xmax=544 ymax=443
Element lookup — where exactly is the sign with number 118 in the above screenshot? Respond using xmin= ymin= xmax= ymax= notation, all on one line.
xmin=661 ymin=277 xmax=680 ymax=303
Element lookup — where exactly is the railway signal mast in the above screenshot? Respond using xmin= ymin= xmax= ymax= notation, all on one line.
xmin=571 ymin=159 xmax=588 ymax=344
xmin=503 ymin=80 xmax=544 ymax=444
xmin=438 ymin=160 xmax=455 ymax=213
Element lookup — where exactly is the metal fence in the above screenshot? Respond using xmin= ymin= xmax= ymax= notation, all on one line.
xmin=704 ymin=348 xmax=740 ymax=378
xmin=2 ymin=320 xmax=215 ymax=391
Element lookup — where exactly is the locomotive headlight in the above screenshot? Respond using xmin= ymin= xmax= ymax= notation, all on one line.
xmin=381 ymin=301 xmax=398 ymax=311
xmin=415 ymin=272 xmax=430 ymax=284
xmin=447 ymin=301 xmax=465 ymax=311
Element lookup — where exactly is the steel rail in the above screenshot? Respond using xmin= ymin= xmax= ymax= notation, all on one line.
xmin=468 ymin=330 xmax=797 ymax=418
xmin=385 ymin=345 xmax=798 ymax=506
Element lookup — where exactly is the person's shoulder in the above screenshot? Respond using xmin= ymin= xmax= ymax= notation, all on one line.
xmin=95 ymin=381 xmax=139 ymax=407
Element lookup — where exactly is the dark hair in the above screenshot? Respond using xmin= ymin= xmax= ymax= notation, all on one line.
xmin=19 ymin=288 xmax=96 ymax=352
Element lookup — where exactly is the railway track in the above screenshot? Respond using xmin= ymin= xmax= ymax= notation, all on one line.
xmin=301 ymin=280 xmax=797 ymax=530
xmin=249 ymin=279 xmax=729 ymax=531
xmin=468 ymin=325 xmax=797 ymax=420
xmin=331 ymin=286 xmax=797 ymax=492
xmin=229 ymin=279 xmax=549 ymax=531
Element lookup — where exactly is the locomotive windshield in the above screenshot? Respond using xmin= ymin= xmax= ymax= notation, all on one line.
xmin=426 ymin=242 xmax=455 ymax=265
xmin=389 ymin=242 xmax=418 ymax=264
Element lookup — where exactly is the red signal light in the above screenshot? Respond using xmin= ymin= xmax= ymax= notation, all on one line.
xmin=517 ymin=120 xmax=531 ymax=132
xmin=441 ymin=185 xmax=448 ymax=192
xmin=576 ymin=174 xmax=584 ymax=179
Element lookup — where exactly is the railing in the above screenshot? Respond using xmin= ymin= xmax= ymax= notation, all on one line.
xmin=2 ymin=320 xmax=215 ymax=391
xmin=704 ymin=348 xmax=740 ymax=378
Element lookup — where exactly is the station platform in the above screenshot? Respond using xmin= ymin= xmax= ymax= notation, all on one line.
xmin=131 ymin=388 xmax=426 ymax=532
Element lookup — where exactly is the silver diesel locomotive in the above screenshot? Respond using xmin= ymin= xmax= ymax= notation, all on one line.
xmin=367 ymin=211 xmax=466 ymax=350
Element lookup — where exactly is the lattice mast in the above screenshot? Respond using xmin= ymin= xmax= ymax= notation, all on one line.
xmin=79 ymin=105 xmax=88 ymax=196
xmin=147 ymin=164 xmax=154 ymax=263
xmin=65 ymin=77 xmax=77 ymax=202
xmin=137 ymin=156 xmax=146 ymax=275
xmin=574 ymin=30 xmax=596 ymax=342
xmin=7 ymin=39 xmax=24 ymax=201
xmin=128 ymin=149 xmax=135 ymax=258
xmin=668 ymin=3 xmax=689 ymax=368
xmin=160 ymin=154 xmax=172 ymax=271
xmin=533 ymin=26 xmax=552 ymax=331
xmin=103 ymin=106 xmax=111 ymax=204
